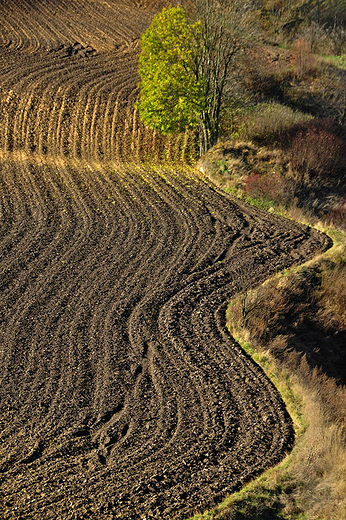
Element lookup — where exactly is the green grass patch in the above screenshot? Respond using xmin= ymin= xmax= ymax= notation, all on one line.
xmin=243 ymin=194 xmax=275 ymax=212
xmin=321 ymin=54 xmax=346 ymax=70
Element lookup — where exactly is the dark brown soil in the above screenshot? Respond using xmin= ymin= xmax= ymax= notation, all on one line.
xmin=0 ymin=0 xmax=181 ymax=163
xmin=0 ymin=157 xmax=331 ymax=519
xmin=0 ymin=2 xmax=332 ymax=519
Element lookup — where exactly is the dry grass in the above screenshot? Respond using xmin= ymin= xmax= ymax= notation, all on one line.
xmin=316 ymin=263 xmax=346 ymax=330
xmin=288 ymin=373 xmax=346 ymax=520
xmin=238 ymin=103 xmax=312 ymax=146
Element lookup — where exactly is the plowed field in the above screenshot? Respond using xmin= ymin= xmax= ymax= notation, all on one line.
xmin=0 ymin=2 xmax=331 ymax=519
xmin=0 ymin=0 xmax=189 ymax=162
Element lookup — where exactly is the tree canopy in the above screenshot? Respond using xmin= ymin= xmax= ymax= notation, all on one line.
xmin=137 ymin=1 xmax=257 ymax=156
xmin=137 ymin=6 xmax=205 ymax=135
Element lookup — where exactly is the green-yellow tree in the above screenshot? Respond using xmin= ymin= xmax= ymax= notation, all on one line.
xmin=137 ymin=1 xmax=257 ymax=156
xmin=137 ymin=6 xmax=204 ymax=136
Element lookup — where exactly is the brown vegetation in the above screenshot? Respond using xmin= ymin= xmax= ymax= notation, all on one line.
xmin=287 ymin=118 xmax=346 ymax=185
xmin=229 ymin=259 xmax=346 ymax=386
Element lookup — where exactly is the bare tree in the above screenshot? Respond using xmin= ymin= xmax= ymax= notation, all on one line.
xmin=233 ymin=271 xmax=262 ymax=325
xmin=187 ymin=0 xmax=258 ymax=155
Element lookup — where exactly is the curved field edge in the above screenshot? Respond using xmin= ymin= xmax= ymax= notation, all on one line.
xmin=184 ymin=205 xmax=345 ymax=520
xmin=185 ymin=330 xmax=346 ymax=520
xmin=0 ymin=155 xmax=331 ymax=519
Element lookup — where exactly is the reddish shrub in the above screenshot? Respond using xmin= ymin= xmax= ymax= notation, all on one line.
xmin=287 ymin=117 xmax=345 ymax=141
xmin=245 ymin=171 xmax=287 ymax=201
xmin=291 ymin=38 xmax=318 ymax=80
xmin=287 ymin=119 xmax=346 ymax=184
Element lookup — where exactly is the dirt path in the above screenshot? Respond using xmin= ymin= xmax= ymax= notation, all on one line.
xmin=0 ymin=155 xmax=330 ymax=519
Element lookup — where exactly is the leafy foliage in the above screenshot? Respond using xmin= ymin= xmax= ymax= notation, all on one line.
xmin=137 ymin=1 xmax=257 ymax=156
xmin=137 ymin=7 xmax=205 ymax=135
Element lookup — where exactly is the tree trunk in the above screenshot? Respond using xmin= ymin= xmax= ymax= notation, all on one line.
xmin=198 ymin=113 xmax=220 ymax=156
xmin=198 ymin=119 xmax=210 ymax=156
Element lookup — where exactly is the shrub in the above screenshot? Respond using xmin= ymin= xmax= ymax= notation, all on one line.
xmin=325 ymin=24 xmax=346 ymax=56
xmin=244 ymin=171 xmax=288 ymax=203
xmin=298 ymin=22 xmax=331 ymax=55
xmin=288 ymin=119 xmax=346 ymax=184
xmin=241 ymin=102 xmax=312 ymax=146
xmin=291 ymin=38 xmax=318 ymax=80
